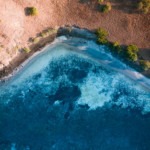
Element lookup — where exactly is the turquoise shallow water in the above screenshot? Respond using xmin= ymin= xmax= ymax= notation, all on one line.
xmin=0 ymin=36 xmax=150 ymax=150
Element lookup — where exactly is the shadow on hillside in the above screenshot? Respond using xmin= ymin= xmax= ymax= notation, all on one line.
xmin=79 ymin=0 xmax=97 ymax=10
xmin=24 ymin=7 xmax=30 ymax=16
xmin=79 ymin=0 xmax=90 ymax=3
xmin=78 ymin=0 xmax=140 ymax=14
xmin=109 ymin=0 xmax=140 ymax=14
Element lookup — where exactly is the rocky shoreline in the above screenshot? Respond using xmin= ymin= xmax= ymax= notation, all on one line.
xmin=0 ymin=26 xmax=150 ymax=82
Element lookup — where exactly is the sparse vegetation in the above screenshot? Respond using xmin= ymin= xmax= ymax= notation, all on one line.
xmin=0 ymin=45 xmax=4 ymax=48
xmin=0 ymin=45 xmax=4 ymax=51
xmin=40 ymin=29 xmax=57 ymax=38
xmin=23 ymin=47 xmax=31 ymax=53
xmin=47 ymin=28 xmax=58 ymax=34
xmin=127 ymin=52 xmax=138 ymax=62
xmin=137 ymin=0 xmax=150 ymax=14
xmin=101 ymin=3 xmax=112 ymax=13
xmin=111 ymin=41 xmax=122 ymax=53
xmin=98 ymin=37 xmax=108 ymax=44
xmin=13 ymin=45 xmax=19 ymax=52
xmin=98 ymin=0 xmax=104 ymax=3
xmin=32 ymin=37 xmax=40 ymax=44
xmin=26 ymin=7 xmax=38 ymax=16
xmin=96 ymin=28 xmax=141 ymax=64
xmin=140 ymin=60 xmax=150 ymax=70
xmin=40 ymin=32 xmax=49 ymax=38
xmin=127 ymin=44 xmax=139 ymax=53
xmin=96 ymin=28 xmax=108 ymax=37
xmin=126 ymin=44 xmax=139 ymax=62
xmin=96 ymin=28 xmax=109 ymax=44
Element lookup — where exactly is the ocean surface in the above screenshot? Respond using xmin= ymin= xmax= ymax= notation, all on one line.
xmin=0 ymin=35 xmax=150 ymax=150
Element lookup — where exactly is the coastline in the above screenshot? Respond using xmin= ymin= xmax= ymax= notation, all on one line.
xmin=0 ymin=26 xmax=96 ymax=81
xmin=0 ymin=0 xmax=150 ymax=82
xmin=1 ymin=1 xmax=150 ymax=149
xmin=0 ymin=26 xmax=150 ymax=83
xmin=0 ymin=32 xmax=57 ymax=81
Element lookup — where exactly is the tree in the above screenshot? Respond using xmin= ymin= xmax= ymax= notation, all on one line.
xmin=137 ymin=0 xmax=150 ymax=14
xmin=126 ymin=51 xmax=138 ymax=61
xmin=96 ymin=28 xmax=108 ymax=37
xmin=126 ymin=44 xmax=139 ymax=62
xmin=111 ymin=41 xmax=122 ymax=53
xmin=98 ymin=0 xmax=104 ymax=3
xmin=140 ymin=60 xmax=150 ymax=70
xmin=127 ymin=44 xmax=139 ymax=53
xmin=96 ymin=28 xmax=109 ymax=44
xmin=26 ymin=7 xmax=38 ymax=16
xmin=23 ymin=47 xmax=31 ymax=53
xmin=101 ymin=3 xmax=112 ymax=13
xmin=97 ymin=37 xmax=108 ymax=44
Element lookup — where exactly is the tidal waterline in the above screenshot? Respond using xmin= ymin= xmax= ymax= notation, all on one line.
xmin=0 ymin=36 xmax=150 ymax=150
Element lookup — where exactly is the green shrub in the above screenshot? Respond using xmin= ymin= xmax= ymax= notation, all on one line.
xmin=97 ymin=37 xmax=108 ymax=44
xmin=96 ymin=28 xmax=108 ymax=38
xmin=126 ymin=44 xmax=139 ymax=62
xmin=143 ymin=7 xmax=149 ymax=13
xmin=27 ymin=7 xmax=38 ymax=16
xmin=126 ymin=51 xmax=138 ymax=61
xmin=112 ymin=41 xmax=122 ymax=53
xmin=127 ymin=44 xmax=139 ymax=53
xmin=101 ymin=3 xmax=112 ymax=13
xmin=32 ymin=37 xmax=40 ymax=43
xmin=137 ymin=2 xmax=144 ymax=9
xmin=98 ymin=0 xmax=104 ymax=3
xmin=96 ymin=28 xmax=108 ymax=45
xmin=137 ymin=0 xmax=150 ymax=14
xmin=40 ymin=32 xmax=47 ymax=38
xmin=23 ymin=47 xmax=31 ymax=53
xmin=40 ymin=30 xmax=49 ymax=37
xmin=47 ymin=28 xmax=58 ymax=34
xmin=40 ymin=29 xmax=57 ymax=38
xmin=139 ymin=60 xmax=150 ymax=70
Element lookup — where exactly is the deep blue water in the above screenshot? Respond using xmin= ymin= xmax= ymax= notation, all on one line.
xmin=0 ymin=37 xmax=150 ymax=150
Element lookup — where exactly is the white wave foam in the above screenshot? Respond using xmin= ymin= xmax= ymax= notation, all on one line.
xmin=1 ymin=36 xmax=150 ymax=113
xmin=77 ymin=72 xmax=112 ymax=109
xmin=77 ymin=69 xmax=150 ymax=113
xmin=63 ymin=37 xmax=150 ymax=91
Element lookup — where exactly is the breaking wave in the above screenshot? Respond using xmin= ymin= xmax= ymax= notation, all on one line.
xmin=0 ymin=35 xmax=150 ymax=150
xmin=1 ymin=36 xmax=150 ymax=114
